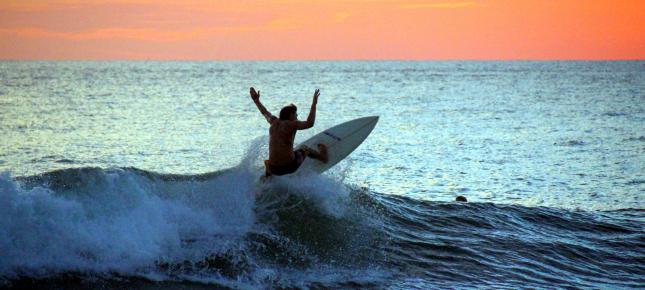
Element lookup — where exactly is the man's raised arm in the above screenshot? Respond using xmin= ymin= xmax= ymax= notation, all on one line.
xmin=250 ymin=87 xmax=276 ymax=124
xmin=295 ymin=89 xmax=320 ymax=130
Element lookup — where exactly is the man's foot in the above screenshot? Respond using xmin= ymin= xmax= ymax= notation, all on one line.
xmin=317 ymin=144 xmax=328 ymax=163
xmin=298 ymin=144 xmax=328 ymax=163
xmin=300 ymin=145 xmax=313 ymax=155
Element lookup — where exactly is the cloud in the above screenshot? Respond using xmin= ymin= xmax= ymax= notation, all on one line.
xmin=0 ymin=1 xmax=53 ymax=12
xmin=402 ymin=1 xmax=483 ymax=9
xmin=0 ymin=26 xmax=269 ymax=42
xmin=333 ymin=12 xmax=352 ymax=23
xmin=0 ymin=1 xmax=271 ymax=12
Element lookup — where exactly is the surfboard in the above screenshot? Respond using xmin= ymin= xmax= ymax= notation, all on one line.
xmin=296 ymin=116 xmax=379 ymax=174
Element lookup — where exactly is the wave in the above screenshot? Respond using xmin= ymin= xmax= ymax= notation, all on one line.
xmin=1 ymin=164 xmax=390 ymax=288
xmin=1 ymin=167 xmax=256 ymax=276
xmin=373 ymin=194 xmax=644 ymax=288
xmin=1 ymin=164 xmax=644 ymax=288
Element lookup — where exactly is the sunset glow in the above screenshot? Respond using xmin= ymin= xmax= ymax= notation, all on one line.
xmin=1 ymin=0 xmax=644 ymax=60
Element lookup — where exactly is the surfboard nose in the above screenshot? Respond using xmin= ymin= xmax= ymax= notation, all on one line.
xmin=363 ymin=115 xmax=380 ymax=124
xmin=368 ymin=116 xmax=379 ymax=128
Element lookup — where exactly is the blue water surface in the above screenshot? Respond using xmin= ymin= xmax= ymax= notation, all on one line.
xmin=0 ymin=61 xmax=643 ymax=289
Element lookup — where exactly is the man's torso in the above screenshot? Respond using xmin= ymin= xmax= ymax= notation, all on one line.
xmin=268 ymin=120 xmax=297 ymax=166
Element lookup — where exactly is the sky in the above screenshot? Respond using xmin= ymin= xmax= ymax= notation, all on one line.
xmin=1 ymin=0 xmax=644 ymax=60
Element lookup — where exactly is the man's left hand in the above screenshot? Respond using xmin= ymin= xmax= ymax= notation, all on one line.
xmin=250 ymin=87 xmax=261 ymax=101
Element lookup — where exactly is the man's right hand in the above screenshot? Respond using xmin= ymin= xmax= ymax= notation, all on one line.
xmin=313 ymin=89 xmax=320 ymax=103
xmin=250 ymin=87 xmax=260 ymax=101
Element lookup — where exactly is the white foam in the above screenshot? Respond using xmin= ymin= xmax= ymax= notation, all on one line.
xmin=261 ymin=172 xmax=351 ymax=219
xmin=0 ymin=135 xmax=358 ymax=282
xmin=0 ymin=168 xmax=256 ymax=278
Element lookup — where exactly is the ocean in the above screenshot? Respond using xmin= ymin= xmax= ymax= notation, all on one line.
xmin=1 ymin=61 xmax=643 ymax=289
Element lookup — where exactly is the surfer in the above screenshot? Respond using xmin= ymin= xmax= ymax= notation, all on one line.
xmin=250 ymin=87 xmax=328 ymax=177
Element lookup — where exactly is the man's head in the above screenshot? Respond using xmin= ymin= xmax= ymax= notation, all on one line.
xmin=279 ymin=104 xmax=297 ymax=121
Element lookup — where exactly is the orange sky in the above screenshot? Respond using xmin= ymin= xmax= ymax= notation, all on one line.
xmin=1 ymin=0 xmax=644 ymax=60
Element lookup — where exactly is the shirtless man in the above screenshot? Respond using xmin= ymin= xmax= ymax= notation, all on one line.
xmin=250 ymin=87 xmax=328 ymax=176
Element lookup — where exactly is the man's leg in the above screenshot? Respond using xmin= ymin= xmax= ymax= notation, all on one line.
xmin=263 ymin=160 xmax=272 ymax=180
xmin=301 ymin=144 xmax=328 ymax=163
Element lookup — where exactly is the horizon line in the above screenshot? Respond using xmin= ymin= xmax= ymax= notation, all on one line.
xmin=2 ymin=58 xmax=644 ymax=62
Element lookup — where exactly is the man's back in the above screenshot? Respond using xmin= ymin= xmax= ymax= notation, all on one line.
xmin=268 ymin=121 xmax=297 ymax=166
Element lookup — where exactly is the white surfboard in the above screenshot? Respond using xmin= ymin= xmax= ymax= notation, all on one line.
xmin=296 ymin=116 xmax=379 ymax=173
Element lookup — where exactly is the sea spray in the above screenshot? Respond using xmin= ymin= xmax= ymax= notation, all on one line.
xmin=1 ymin=136 xmax=389 ymax=287
xmin=0 ymin=167 xmax=257 ymax=279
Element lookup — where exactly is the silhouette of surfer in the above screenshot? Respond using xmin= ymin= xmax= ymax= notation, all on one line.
xmin=250 ymin=87 xmax=327 ymax=177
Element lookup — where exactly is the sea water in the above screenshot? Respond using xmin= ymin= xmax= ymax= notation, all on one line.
xmin=1 ymin=61 xmax=643 ymax=289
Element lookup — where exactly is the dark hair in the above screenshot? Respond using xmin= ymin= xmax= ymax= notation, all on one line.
xmin=279 ymin=104 xmax=297 ymax=120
